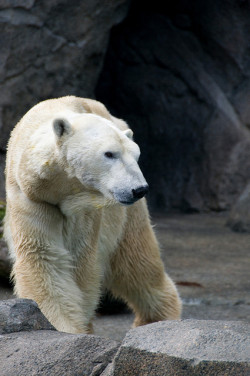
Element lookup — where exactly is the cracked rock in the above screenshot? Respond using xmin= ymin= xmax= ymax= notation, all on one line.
xmin=0 ymin=330 xmax=120 ymax=376
xmin=110 ymin=320 xmax=250 ymax=376
xmin=0 ymin=298 xmax=120 ymax=376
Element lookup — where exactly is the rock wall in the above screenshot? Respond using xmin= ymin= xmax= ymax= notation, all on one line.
xmin=96 ymin=0 xmax=250 ymax=212
xmin=0 ymin=0 xmax=130 ymax=152
xmin=1 ymin=0 xmax=250 ymax=214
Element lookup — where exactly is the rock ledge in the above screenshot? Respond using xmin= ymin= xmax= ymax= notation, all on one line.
xmin=111 ymin=319 xmax=250 ymax=375
xmin=0 ymin=299 xmax=249 ymax=375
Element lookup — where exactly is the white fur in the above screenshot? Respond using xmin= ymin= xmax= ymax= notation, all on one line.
xmin=4 ymin=96 xmax=182 ymax=333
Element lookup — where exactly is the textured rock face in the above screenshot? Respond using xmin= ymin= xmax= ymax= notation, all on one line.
xmin=0 ymin=299 xmax=120 ymax=376
xmin=227 ymin=182 xmax=250 ymax=232
xmin=111 ymin=320 xmax=250 ymax=376
xmin=96 ymin=0 xmax=250 ymax=212
xmin=1 ymin=0 xmax=250 ymax=214
xmin=0 ymin=299 xmax=249 ymax=375
xmin=0 ymin=299 xmax=54 ymax=334
xmin=0 ymin=0 xmax=130 ymax=152
xmin=1 ymin=330 xmax=120 ymax=376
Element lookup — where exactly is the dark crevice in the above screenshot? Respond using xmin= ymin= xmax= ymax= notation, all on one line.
xmin=96 ymin=0 xmax=250 ymax=212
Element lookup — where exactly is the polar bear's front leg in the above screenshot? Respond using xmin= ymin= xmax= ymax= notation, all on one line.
xmin=108 ymin=200 xmax=182 ymax=326
xmin=6 ymin=200 xmax=97 ymax=334
xmin=12 ymin=253 xmax=92 ymax=334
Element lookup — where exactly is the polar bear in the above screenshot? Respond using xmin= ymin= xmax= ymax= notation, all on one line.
xmin=4 ymin=96 xmax=181 ymax=334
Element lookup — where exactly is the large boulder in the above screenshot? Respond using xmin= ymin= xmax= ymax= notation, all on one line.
xmin=110 ymin=320 xmax=250 ymax=376
xmin=96 ymin=0 xmax=250 ymax=212
xmin=1 ymin=330 xmax=120 ymax=376
xmin=0 ymin=299 xmax=120 ymax=376
xmin=0 ymin=299 xmax=54 ymax=334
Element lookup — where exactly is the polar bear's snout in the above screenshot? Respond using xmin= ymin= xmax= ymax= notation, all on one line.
xmin=113 ymin=184 xmax=149 ymax=206
xmin=132 ymin=185 xmax=149 ymax=199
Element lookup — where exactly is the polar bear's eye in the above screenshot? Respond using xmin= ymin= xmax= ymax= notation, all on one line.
xmin=104 ymin=152 xmax=115 ymax=159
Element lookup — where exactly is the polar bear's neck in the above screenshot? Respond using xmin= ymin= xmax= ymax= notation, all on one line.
xmin=59 ymin=191 xmax=113 ymax=216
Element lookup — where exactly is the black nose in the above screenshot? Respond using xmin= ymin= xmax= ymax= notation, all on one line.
xmin=132 ymin=185 xmax=149 ymax=200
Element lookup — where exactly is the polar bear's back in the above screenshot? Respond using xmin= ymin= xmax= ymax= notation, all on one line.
xmin=9 ymin=96 xmax=112 ymax=145
xmin=7 ymin=96 xmax=128 ymax=156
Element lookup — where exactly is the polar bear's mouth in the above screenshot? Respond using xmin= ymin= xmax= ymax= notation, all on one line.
xmin=119 ymin=200 xmax=136 ymax=206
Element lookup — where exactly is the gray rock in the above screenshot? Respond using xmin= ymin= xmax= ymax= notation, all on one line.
xmin=100 ymin=363 xmax=115 ymax=376
xmin=227 ymin=182 xmax=250 ymax=232
xmin=2 ymin=1 xmax=250 ymax=214
xmin=111 ymin=320 xmax=250 ymax=376
xmin=0 ymin=298 xmax=55 ymax=334
xmin=0 ymin=330 xmax=120 ymax=376
xmin=0 ymin=298 xmax=120 ymax=375
xmin=1 ymin=297 xmax=250 ymax=375
xmin=0 ymin=0 xmax=130 ymax=151
xmin=0 ymin=0 xmax=35 ymax=9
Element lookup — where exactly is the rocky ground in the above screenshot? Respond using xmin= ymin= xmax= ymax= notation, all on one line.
xmin=0 ymin=212 xmax=249 ymax=342
xmin=1 ymin=299 xmax=248 ymax=375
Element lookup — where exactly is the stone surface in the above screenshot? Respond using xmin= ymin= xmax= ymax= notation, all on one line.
xmin=0 ymin=0 xmax=130 ymax=151
xmin=0 ymin=298 xmax=120 ymax=375
xmin=227 ymin=182 xmax=250 ymax=232
xmin=111 ymin=320 xmax=250 ymax=376
xmin=0 ymin=298 xmax=249 ymax=375
xmin=96 ymin=0 xmax=250 ymax=212
xmin=155 ymin=213 xmax=250 ymax=312
xmin=0 ymin=298 xmax=54 ymax=334
xmin=0 ymin=330 xmax=120 ymax=376
xmin=94 ymin=313 xmax=134 ymax=342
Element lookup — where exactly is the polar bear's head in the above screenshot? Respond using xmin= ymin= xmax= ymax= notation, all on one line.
xmin=53 ymin=113 xmax=148 ymax=206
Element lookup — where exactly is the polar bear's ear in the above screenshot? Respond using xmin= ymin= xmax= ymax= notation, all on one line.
xmin=53 ymin=118 xmax=72 ymax=138
xmin=123 ymin=129 xmax=133 ymax=140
